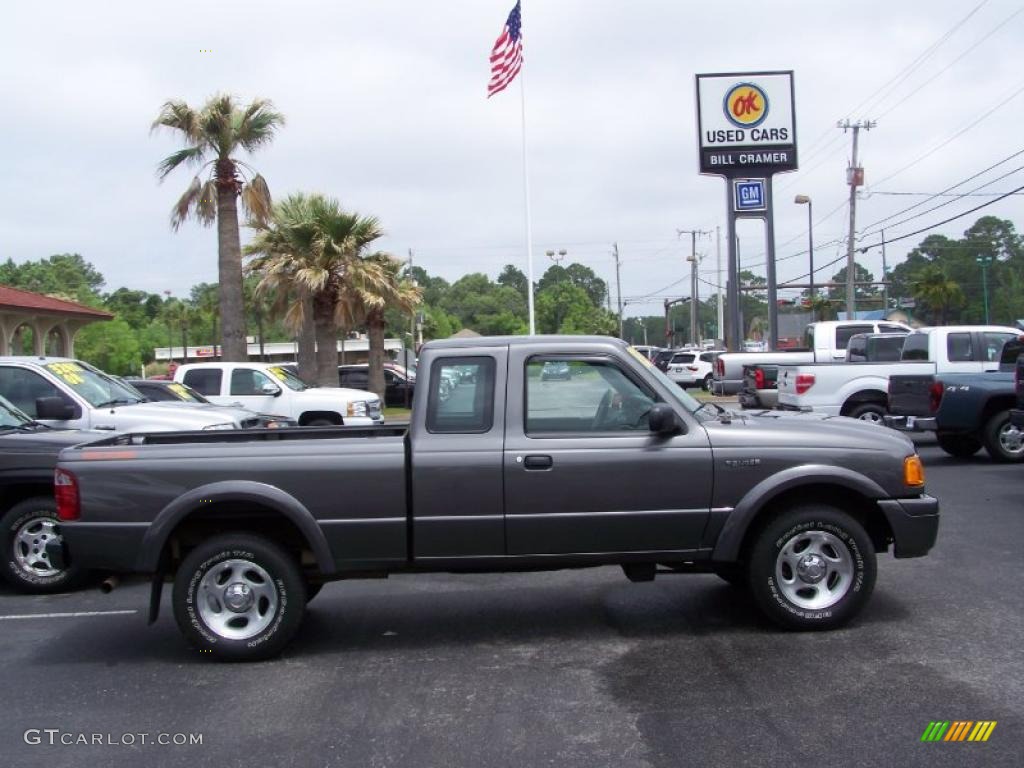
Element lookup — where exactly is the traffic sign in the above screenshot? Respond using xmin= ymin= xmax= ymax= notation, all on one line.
xmin=733 ymin=178 xmax=767 ymax=212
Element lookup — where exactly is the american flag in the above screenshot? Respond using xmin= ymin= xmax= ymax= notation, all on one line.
xmin=487 ymin=1 xmax=523 ymax=98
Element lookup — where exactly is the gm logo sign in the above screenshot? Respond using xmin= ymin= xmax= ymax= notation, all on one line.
xmin=733 ymin=178 xmax=766 ymax=212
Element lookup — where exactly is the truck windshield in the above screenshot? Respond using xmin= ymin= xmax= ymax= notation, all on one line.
xmin=0 ymin=395 xmax=32 ymax=428
xmin=265 ymin=365 xmax=309 ymax=391
xmin=44 ymin=361 xmax=144 ymax=408
xmin=626 ymin=347 xmax=710 ymax=419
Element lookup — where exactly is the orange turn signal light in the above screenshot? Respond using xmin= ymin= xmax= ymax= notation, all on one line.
xmin=904 ymin=455 xmax=925 ymax=487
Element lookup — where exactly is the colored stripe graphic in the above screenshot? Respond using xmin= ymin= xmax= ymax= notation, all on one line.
xmin=921 ymin=720 xmax=996 ymax=742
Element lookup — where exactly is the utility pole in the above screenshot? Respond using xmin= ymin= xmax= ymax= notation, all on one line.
xmin=715 ymin=226 xmax=724 ymax=343
xmin=839 ymin=119 xmax=875 ymax=320
xmin=880 ymin=229 xmax=888 ymax=315
xmin=613 ymin=242 xmax=623 ymax=339
xmin=677 ymin=229 xmax=710 ymax=345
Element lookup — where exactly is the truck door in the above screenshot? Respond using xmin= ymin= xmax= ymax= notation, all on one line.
xmin=410 ymin=350 xmax=508 ymax=559
xmin=502 ymin=351 xmax=713 ymax=556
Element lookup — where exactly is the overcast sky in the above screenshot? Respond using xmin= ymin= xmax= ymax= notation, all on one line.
xmin=2 ymin=0 xmax=1022 ymax=318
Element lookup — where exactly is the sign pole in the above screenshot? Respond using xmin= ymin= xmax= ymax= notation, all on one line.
xmin=764 ymin=177 xmax=779 ymax=349
xmin=726 ymin=190 xmax=740 ymax=352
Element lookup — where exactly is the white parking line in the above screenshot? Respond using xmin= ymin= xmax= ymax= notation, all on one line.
xmin=0 ymin=610 xmax=137 ymax=621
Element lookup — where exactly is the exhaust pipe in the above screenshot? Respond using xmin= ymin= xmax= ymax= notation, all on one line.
xmin=99 ymin=575 xmax=121 ymax=594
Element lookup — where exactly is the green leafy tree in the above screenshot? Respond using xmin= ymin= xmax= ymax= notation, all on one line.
xmin=910 ymin=264 xmax=965 ymax=325
xmin=536 ymin=282 xmax=616 ymax=335
xmin=497 ymin=264 xmax=529 ymax=302
xmin=827 ymin=263 xmax=880 ymax=305
xmin=75 ymin=319 xmax=142 ymax=375
xmin=153 ymin=94 xmax=285 ymax=361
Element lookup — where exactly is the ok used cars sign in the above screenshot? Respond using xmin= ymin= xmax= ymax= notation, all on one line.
xmin=696 ymin=71 xmax=797 ymax=175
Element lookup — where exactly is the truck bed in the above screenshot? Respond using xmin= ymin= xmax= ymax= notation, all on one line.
xmin=80 ymin=424 xmax=409 ymax=448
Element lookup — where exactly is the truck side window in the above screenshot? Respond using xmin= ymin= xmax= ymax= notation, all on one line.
xmin=901 ymin=334 xmax=930 ymax=361
xmin=982 ymin=332 xmax=1017 ymax=362
xmin=0 ymin=367 xmax=64 ymax=417
xmin=230 ymin=369 xmax=275 ymax=396
xmin=183 ymin=368 xmax=222 ymax=396
xmin=426 ymin=357 xmax=495 ymax=434
xmin=526 ymin=358 xmax=655 ymax=434
xmin=836 ymin=325 xmax=873 ymax=349
xmin=946 ymin=333 xmax=973 ymax=362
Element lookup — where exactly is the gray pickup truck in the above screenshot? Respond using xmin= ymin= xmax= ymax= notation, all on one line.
xmin=56 ymin=336 xmax=939 ymax=660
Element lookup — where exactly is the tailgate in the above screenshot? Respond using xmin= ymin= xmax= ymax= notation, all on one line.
xmin=888 ymin=374 xmax=935 ymax=417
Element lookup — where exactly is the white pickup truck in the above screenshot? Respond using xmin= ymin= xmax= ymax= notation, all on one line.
xmin=175 ymin=362 xmax=383 ymax=426
xmin=776 ymin=325 xmax=1022 ymax=422
xmin=0 ymin=357 xmax=245 ymax=432
xmin=712 ymin=320 xmax=911 ymax=396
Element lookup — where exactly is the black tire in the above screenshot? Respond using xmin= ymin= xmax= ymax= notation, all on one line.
xmin=747 ymin=505 xmax=876 ymax=631
xmin=981 ymin=409 xmax=1024 ymax=462
xmin=847 ymin=402 xmax=886 ymax=424
xmin=305 ymin=417 xmax=337 ymax=427
xmin=172 ymin=533 xmax=306 ymax=661
xmin=702 ymin=375 xmax=713 ymax=393
xmin=936 ymin=432 xmax=982 ymax=458
xmin=1 ymin=498 xmax=86 ymax=594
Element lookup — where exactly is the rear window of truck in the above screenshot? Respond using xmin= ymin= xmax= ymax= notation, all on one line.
xmin=426 ymin=357 xmax=496 ymax=434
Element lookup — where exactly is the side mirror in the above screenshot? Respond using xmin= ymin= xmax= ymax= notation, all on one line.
xmin=36 ymin=396 xmax=76 ymax=420
xmin=648 ymin=403 xmax=679 ymax=434
xmin=260 ymin=383 xmax=282 ymax=397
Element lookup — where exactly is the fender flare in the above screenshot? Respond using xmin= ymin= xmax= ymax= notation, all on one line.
xmin=136 ymin=480 xmax=335 ymax=575
xmin=711 ymin=464 xmax=887 ymax=562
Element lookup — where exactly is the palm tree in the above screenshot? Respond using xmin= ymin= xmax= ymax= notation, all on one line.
xmin=338 ymin=253 xmax=421 ymax=400
xmin=152 ymin=94 xmax=285 ymax=361
xmin=245 ymin=193 xmax=387 ymax=386
xmin=911 ymin=265 xmax=964 ymax=325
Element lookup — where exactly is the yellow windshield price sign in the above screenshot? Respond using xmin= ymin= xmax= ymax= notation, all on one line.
xmin=45 ymin=362 xmax=85 ymax=385
xmin=168 ymin=383 xmax=191 ymax=399
xmin=267 ymin=367 xmax=288 ymax=382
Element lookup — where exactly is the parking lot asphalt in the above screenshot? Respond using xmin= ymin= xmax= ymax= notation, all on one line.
xmin=2 ymin=434 xmax=1021 ymax=768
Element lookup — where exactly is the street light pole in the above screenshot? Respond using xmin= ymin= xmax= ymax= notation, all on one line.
xmin=976 ymin=255 xmax=994 ymax=324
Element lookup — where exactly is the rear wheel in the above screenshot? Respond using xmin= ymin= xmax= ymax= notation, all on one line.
xmin=172 ymin=533 xmax=307 ymax=661
xmin=847 ymin=402 xmax=886 ymax=424
xmin=1 ymin=498 xmax=86 ymax=594
xmin=747 ymin=505 xmax=876 ymax=630
xmin=936 ymin=432 xmax=982 ymax=458
xmin=702 ymin=374 xmax=713 ymax=392
xmin=982 ymin=410 xmax=1024 ymax=462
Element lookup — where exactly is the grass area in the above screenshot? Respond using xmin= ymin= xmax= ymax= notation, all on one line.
xmin=384 ymin=407 xmax=412 ymax=420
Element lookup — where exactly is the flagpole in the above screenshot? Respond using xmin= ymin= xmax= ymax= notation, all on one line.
xmin=519 ymin=43 xmax=536 ymax=335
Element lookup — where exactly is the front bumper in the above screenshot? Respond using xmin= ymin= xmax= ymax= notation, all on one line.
xmin=883 ymin=415 xmax=938 ymax=432
xmin=877 ymin=495 xmax=939 ymax=558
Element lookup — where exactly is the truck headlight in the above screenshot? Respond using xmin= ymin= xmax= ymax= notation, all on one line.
xmin=202 ymin=422 xmax=236 ymax=431
xmin=346 ymin=400 xmax=368 ymax=417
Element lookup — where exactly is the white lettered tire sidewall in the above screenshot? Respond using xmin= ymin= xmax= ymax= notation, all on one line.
xmin=172 ymin=534 xmax=306 ymax=661
xmin=1 ymin=498 xmax=84 ymax=593
xmin=748 ymin=505 xmax=876 ymax=631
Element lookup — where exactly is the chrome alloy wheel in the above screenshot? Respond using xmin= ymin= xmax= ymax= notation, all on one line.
xmin=197 ymin=559 xmax=278 ymax=640
xmin=998 ymin=421 xmax=1024 ymax=456
xmin=13 ymin=516 xmax=61 ymax=578
xmin=774 ymin=530 xmax=854 ymax=611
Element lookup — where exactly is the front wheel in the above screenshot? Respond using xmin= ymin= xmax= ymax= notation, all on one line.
xmin=172 ymin=533 xmax=307 ymax=661
xmin=982 ymin=410 xmax=1024 ymax=462
xmin=1 ymin=498 xmax=86 ymax=594
xmin=747 ymin=505 xmax=876 ymax=631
